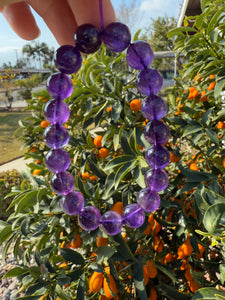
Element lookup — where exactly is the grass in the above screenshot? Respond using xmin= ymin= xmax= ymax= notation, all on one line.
xmin=0 ymin=111 xmax=30 ymax=165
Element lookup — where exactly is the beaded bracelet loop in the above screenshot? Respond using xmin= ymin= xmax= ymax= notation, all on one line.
xmin=42 ymin=2 xmax=170 ymax=236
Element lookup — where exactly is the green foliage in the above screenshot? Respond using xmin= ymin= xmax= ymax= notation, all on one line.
xmin=0 ymin=170 xmax=24 ymax=220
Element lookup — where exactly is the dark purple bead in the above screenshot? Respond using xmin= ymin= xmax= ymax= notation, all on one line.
xmin=141 ymin=95 xmax=167 ymax=120
xmin=101 ymin=211 xmax=122 ymax=236
xmin=102 ymin=22 xmax=131 ymax=52
xmin=74 ymin=24 xmax=101 ymax=54
xmin=45 ymin=149 xmax=71 ymax=173
xmin=50 ymin=171 xmax=74 ymax=195
xmin=55 ymin=45 xmax=82 ymax=74
xmin=144 ymin=169 xmax=169 ymax=192
xmin=47 ymin=73 xmax=73 ymax=100
xmin=43 ymin=124 xmax=69 ymax=149
xmin=78 ymin=206 xmax=101 ymax=231
xmin=122 ymin=204 xmax=145 ymax=229
xmin=126 ymin=41 xmax=154 ymax=70
xmin=44 ymin=99 xmax=70 ymax=125
xmin=144 ymin=120 xmax=170 ymax=145
xmin=137 ymin=188 xmax=160 ymax=212
xmin=60 ymin=191 xmax=84 ymax=215
xmin=145 ymin=144 xmax=170 ymax=169
xmin=136 ymin=68 xmax=163 ymax=95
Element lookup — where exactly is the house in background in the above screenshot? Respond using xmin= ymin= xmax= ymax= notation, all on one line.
xmin=177 ymin=0 xmax=201 ymax=26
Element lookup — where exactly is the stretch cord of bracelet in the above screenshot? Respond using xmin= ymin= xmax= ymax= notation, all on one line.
xmin=42 ymin=1 xmax=170 ymax=236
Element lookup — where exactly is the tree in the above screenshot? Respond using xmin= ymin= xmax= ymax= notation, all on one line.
xmin=141 ymin=16 xmax=181 ymax=70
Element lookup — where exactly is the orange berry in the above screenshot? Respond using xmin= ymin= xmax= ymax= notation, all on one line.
xmin=40 ymin=120 xmax=51 ymax=128
xmin=103 ymin=273 xmax=118 ymax=299
xmin=189 ymin=87 xmax=196 ymax=93
xmin=110 ymin=202 xmax=124 ymax=216
xmin=130 ymin=99 xmax=142 ymax=112
xmin=180 ymin=258 xmax=188 ymax=270
xmin=148 ymin=287 xmax=157 ymax=300
xmin=192 ymin=90 xmax=199 ymax=98
xmin=217 ymin=121 xmax=225 ymax=129
xmin=89 ymin=272 xmax=104 ymax=293
xmin=188 ymin=279 xmax=200 ymax=293
xmin=96 ymin=235 xmax=108 ymax=247
xmin=194 ymin=73 xmax=202 ymax=81
xmin=145 ymin=260 xmax=158 ymax=278
xmin=32 ymin=169 xmax=41 ymax=176
xmin=190 ymin=163 xmax=198 ymax=171
xmin=107 ymin=106 xmax=112 ymax=112
xmin=177 ymin=234 xmax=193 ymax=259
xmin=99 ymin=147 xmax=109 ymax=159
xmin=162 ymin=253 xmax=174 ymax=265
xmin=81 ymin=172 xmax=90 ymax=180
xmin=196 ymin=243 xmax=205 ymax=259
xmin=34 ymin=159 xmax=42 ymax=164
xmin=59 ymin=262 xmax=67 ymax=268
xmin=184 ymin=265 xmax=193 ymax=281
xmin=209 ymin=74 xmax=215 ymax=79
xmin=30 ymin=147 xmax=38 ymax=153
xmin=200 ymin=91 xmax=208 ymax=102
xmin=143 ymin=265 xmax=150 ymax=285
xmin=143 ymin=223 xmax=151 ymax=235
xmin=70 ymin=234 xmax=82 ymax=249
xmin=94 ymin=135 xmax=103 ymax=148
xmin=207 ymin=81 xmax=216 ymax=91
xmin=90 ymin=175 xmax=98 ymax=181
xmin=170 ymin=152 xmax=179 ymax=163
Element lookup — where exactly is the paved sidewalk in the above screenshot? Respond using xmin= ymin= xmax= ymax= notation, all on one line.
xmin=0 ymin=157 xmax=32 ymax=173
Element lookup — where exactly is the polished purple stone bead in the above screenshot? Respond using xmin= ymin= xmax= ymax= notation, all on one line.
xmin=50 ymin=171 xmax=74 ymax=195
xmin=45 ymin=149 xmax=71 ymax=173
xmin=44 ymin=99 xmax=70 ymax=125
xmin=46 ymin=73 xmax=73 ymax=100
xmin=122 ymin=204 xmax=145 ymax=229
xmin=144 ymin=169 xmax=169 ymax=192
xmin=102 ymin=22 xmax=131 ymax=52
xmin=101 ymin=211 xmax=122 ymax=236
xmin=126 ymin=41 xmax=154 ymax=70
xmin=78 ymin=206 xmax=101 ymax=231
xmin=141 ymin=95 xmax=167 ymax=120
xmin=60 ymin=191 xmax=84 ymax=215
xmin=136 ymin=68 xmax=163 ymax=96
xmin=144 ymin=120 xmax=170 ymax=145
xmin=145 ymin=144 xmax=170 ymax=169
xmin=137 ymin=188 xmax=160 ymax=212
xmin=43 ymin=124 xmax=69 ymax=149
xmin=74 ymin=24 xmax=101 ymax=54
xmin=55 ymin=45 xmax=82 ymax=74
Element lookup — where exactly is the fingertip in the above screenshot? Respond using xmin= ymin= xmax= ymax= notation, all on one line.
xmin=2 ymin=2 xmax=40 ymax=40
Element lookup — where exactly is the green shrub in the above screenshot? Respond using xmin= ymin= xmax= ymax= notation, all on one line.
xmin=0 ymin=170 xmax=23 ymax=220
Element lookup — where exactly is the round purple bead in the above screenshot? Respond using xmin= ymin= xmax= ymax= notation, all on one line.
xmin=144 ymin=169 xmax=169 ymax=192
xmin=141 ymin=95 xmax=167 ymax=120
xmin=122 ymin=204 xmax=145 ymax=229
xmin=126 ymin=41 xmax=154 ymax=70
xmin=45 ymin=149 xmax=71 ymax=173
xmin=43 ymin=124 xmax=69 ymax=149
xmin=46 ymin=73 xmax=73 ymax=100
xmin=102 ymin=22 xmax=131 ymax=52
xmin=136 ymin=68 xmax=163 ymax=96
xmin=144 ymin=120 xmax=170 ymax=145
xmin=50 ymin=171 xmax=74 ymax=195
xmin=137 ymin=188 xmax=160 ymax=212
xmin=44 ymin=99 xmax=70 ymax=125
xmin=101 ymin=211 xmax=122 ymax=236
xmin=55 ymin=45 xmax=82 ymax=74
xmin=60 ymin=191 xmax=84 ymax=215
xmin=145 ymin=144 xmax=170 ymax=169
xmin=78 ymin=206 xmax=101 ymax=231
xmin=74 ymin=24 xmax=101 ymax=54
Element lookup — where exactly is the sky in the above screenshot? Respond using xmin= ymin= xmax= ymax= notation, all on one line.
xmin=0 ymin=0 xmax=183 ymax=67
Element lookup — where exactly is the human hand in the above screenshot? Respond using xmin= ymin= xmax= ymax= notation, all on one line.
xmin=1 ymin=0 xmax=116 ymax=45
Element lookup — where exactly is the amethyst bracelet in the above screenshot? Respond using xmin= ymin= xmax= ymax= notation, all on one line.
xmin=42 ymin=17 xmax=170 ymax=236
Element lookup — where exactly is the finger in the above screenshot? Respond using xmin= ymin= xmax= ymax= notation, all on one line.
xmin=67 ymin=0 xmax=116 ymax=28
xmin=28 ymin=0 xmax=77 ymax=46
xmin=1 ymin=2 xmax=40 ymax=40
